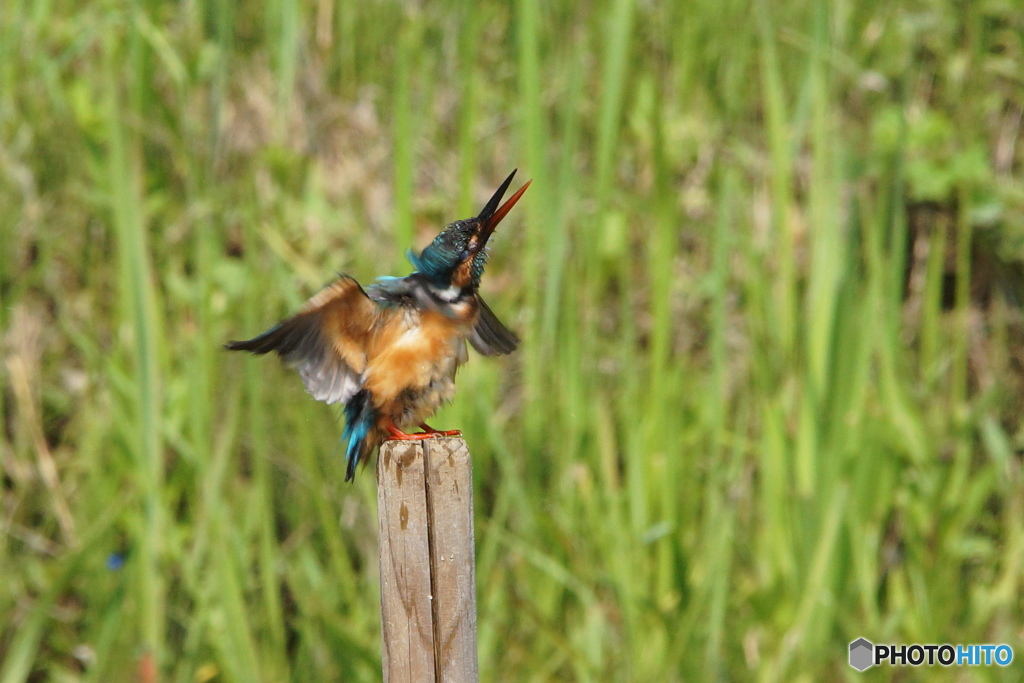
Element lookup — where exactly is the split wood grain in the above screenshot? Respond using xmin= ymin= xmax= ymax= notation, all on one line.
xmin=378 ymin=437 xmax=478 ymax=683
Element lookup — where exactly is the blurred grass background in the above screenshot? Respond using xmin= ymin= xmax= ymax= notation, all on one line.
xmin=2 ymin=0 xmax=1024 ymax=680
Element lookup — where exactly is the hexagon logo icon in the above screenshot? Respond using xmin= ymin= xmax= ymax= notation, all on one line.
xmin=849 ymin=638 xmax=874 ymax=671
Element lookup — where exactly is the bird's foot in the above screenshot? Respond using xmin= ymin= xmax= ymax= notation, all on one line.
xmin=419 ymin=423 xmax=462 ymax=437
xmin=384 ymin=421 xmax=462 ymax=441
xmin=385 ymin=422 xmax=436 ymax=441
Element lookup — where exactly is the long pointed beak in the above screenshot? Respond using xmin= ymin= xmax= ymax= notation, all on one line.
xmin=474 ymin=170 xmax=531 ymax=253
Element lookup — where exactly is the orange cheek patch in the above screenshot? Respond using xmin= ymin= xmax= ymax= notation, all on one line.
xmin=452 ymin=260 xmax=473 ymax=288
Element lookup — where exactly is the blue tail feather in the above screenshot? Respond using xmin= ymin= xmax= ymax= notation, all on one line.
xmin=342 ymin=389 xmax=376 ymax=482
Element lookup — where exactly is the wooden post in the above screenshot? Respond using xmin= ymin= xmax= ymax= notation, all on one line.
xmin=377 ymin=440 xmax=436 ymax=681
xmin=377 ymin=436 xmax=478 ymax=683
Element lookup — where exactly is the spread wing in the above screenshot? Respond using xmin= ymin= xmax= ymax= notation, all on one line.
xmin=225 ymin=276 xmax=379 ymax=405
xmin=469 ymin=297 xmax=519 ymax=356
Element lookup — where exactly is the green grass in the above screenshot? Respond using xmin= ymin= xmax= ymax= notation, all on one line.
xmin=3 ymin=0 xmax=1024 ymax=680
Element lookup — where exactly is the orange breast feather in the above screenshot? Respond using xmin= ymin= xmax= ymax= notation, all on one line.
xmin=364 ymin=309 xmax=473 ymax=403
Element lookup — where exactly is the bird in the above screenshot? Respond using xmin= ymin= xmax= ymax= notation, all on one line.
xmin=226 ymin=170 xmax=530 ymax=481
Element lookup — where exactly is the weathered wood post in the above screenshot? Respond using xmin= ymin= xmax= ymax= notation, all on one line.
xmin=377 ymin=436 xmax=478 ymax=683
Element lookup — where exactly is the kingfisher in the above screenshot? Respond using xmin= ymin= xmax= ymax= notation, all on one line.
xmin=227 ymin=170 xmax=530 ymax=481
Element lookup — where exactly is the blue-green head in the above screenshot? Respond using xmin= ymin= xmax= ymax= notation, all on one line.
xmin=408 ymin=169 xmax=531 ymax=292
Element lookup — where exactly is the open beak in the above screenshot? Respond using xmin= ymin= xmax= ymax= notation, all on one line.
xmin=472 ymin=169 xmax=532 ymax=254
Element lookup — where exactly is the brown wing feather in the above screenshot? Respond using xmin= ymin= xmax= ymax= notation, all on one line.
xmin=226 ymin=276 xmax=379 ymax=405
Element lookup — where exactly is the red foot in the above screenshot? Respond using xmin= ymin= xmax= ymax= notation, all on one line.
xmin=419 ymin=423 xmax=462 ymax=437
xmin=385 ymin=421 xmax=435 ymax=441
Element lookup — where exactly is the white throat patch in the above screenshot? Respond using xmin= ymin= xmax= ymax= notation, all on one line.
xmin=430 ymin=284 xmax=462 ymax=302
